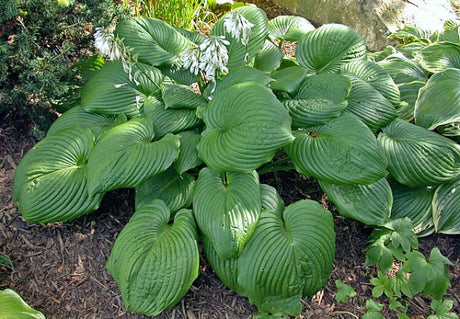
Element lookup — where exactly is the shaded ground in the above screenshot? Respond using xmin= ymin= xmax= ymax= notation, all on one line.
xmin=1 ymin=1 xmax=459 ymax=318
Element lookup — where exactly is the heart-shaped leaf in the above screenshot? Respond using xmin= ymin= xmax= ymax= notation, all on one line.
xmin=432 ymin=178 xmax=460 ymax=234
xmin=418 ymin=42 xmax=460 ymax=73
xmin=254 ymin=40 xmax=284 ymax=73
xmin=296 ymin=24 xmax=367 ymax=73
xmin=87 ymin=117 xmax=180 ymax=195
xmin=115 ymin=17 xmax=191 ymax=66
xmin=415 ymin=68 xmax=460 ymax=130
xmin=13 ymin=126 xmax=103 ymax=223
xmin=268 ymin=15 xmax=315 ymax=42
xmin=319 ymin=178 xmax=392 ymax=226
xmin=198 ymin=82 xmax=294 ymax=172
xmin=286 ymin=114 xmax=388 ymax=185
xmin=377 ymin=54 xmax=428 ymax=84
xmin=135 ymin=167 xmax=195 ymax=212
xmin=269 ymin=66 xmax=308 ymax=94
xmin=106 ymin=200 xmax=199 ymax=316
xmin=193 ymin=168 xmax=261 ymax=259
xmin=378 ymin=119 xmax=460 ymax=187
xmin=161 ymin=83 xmax=207 ymax=110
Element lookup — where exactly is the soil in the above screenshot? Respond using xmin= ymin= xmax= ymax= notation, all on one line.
xmin=1 ymin=1 xmax=459 ymax=318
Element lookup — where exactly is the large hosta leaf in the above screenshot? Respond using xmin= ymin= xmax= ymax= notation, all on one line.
xmin=238 ymin=199 xmax=335 ymax=315
xmin=377 ymin=54 xmax=428 ymax=84
xmin=269 ymin=66 xmax=308 ymax=94
xmin=81 ymin=61 xmax=163 ymax=116
xmin=418 ymin=42 xmax=460 ymax=73
xmin=284 ymin=73 xmax=350 ymax=128
xmin=174 ymin=130 xmax=202 ymax=174
xmin=398 ymin=81 xmax=426 ymax=121
xmin=415 ymin=68 xmax=460 ymax=130
xmin=0 ymin=289 xmax=46 ymax=319
xmin=319 ymin=178 xmax=392 ymax=226
xmin=344 ymin=75 xmax=398 ymax=132
xmin=389 ymin=178 xmax=435 ymax=235
xmin=378 ymin=119 xmax=460 ymax=187
xmin=197 ymin=82 xmax=294 ymax=172
xmin=296 ymin=24 xmax=367 ymax=73
xmin=339 ymin=60 xmax=401 ymax=108
xmin=106 ymin=200 xmax=199 ymax=316
xmin=254 ymin=40 xmax=284 ymax=73
xmin=115 ymin=17 xmax=191 ymax=66
xmin=143 ymin=96 xmax=202 ymax=138
xmin=135 ymin=167 xmax=195 ymax=212
xmin=193 ymin=168 xmax=261 ymax=259
xmin=47 ymin=106 xmax=127 ymax=140
xmin=87 ymin=117 xmax=180 ymax=195
xmin=286 ymin=114 xmax=388 ymax=185
xmin=268 ymin=15 xmax=315 ymax=42
xmin=13 ymin=126 xmax=103 ymax=223
xmin=161 ymin=83 xmax=207 ymax=110
xmin=433 ymin=178 xmax=460 ymax=234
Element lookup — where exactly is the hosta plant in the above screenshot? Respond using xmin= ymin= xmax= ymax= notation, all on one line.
xmin=13 ymin=5 xmax=459 ymax=317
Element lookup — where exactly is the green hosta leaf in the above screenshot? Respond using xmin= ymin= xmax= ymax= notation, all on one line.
xmin=106 ymin=200 xmax=199 ymax=316
xmin=284 ymin=73 xmax=350 ymax=128
xmin=13 ymin=127 xmax=103 ymax=223
xmin=437 ymin=122 xmax=460 ymax=140
xmin=211 ymin=6 xmax=268 ymax=70
xmin=344 ymin=75 xmax=398 ymax=132
xmin=198 ymin=82 xmax=294 ymax=172
xmin=81 ymin=61 xmax=163 ymax=117
xmin=135 ymin=167 xmax=195 ymax=212
xmin=268 ymin=15 xmax=315 ymax=41
xmin=115 ymin=17 xmax=191 ymax=66
xmin=87 ymin=117 xmax=180 ymax=195
xmin=174 ymin=130 xmax=202 ymax=175
xmin=398 ymin=81 xmax=426 ymax=121
xmin=415 ymin=68 xmax=460 ymax=130
xmin=193 ymin=168 xmax=261 ymax=259
xmin=340 ymin=60 xmax=401 ymax=108
xmin=254 ymin=40 xmax=283 ymax=73
xmin=0 ymin=253 xmax=13 ymax=270
xmin=269 ymin=66 xmax=308 ymax=94
xmin=237 ymin=200 xmax=335 ymax=316
xmin=46 ymin=106 xmax=127 ymax=140
xmin=319 ymin=177 xmax=392 ymax=225
xmin=405 ymin=248 xmax=452 ymax=300
xmin=390 ymin=179 xmax=435 ymax=235
xmin=202 ymin=183 xmax=284 ymax=295
xmin=378 ymin=119 xmax=460 ymax=187
xmin=378 ymin=54 xmax=428 ymax=84
xmin=286 ymin=114 xmax=388 ymax=185
xmin=296 ymin=24 xmax=367 ymax=73
xmin=158 ymin=64 xmax=199 ymax=85
xmin=428 ymin=299 xmax=459 ymax=319
xmin=161 ymin=83 xmax=207 ymax=110
xmin=142 ymin=96 xmax=202 ymax=138
xmin=433 ymin=178 xmax=460 ymax=234
xmin=418 ymin=42 xmax=460 ymax=73
xmin=0 ymin=289 xmax=46 ymax=319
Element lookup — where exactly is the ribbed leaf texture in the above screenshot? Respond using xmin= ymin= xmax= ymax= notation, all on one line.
xmin=377 ymin=54 xmax=428 ymax=84
xmin=135 ymin=167 xmax=195 ymax=212
xmin=106 ymin=200 xmax=199 ymax=316
xmin=115 ymin=17 xmax=191 ymax=66
xmin=47 ymin=106 xmax=127 ymax=140
xmin=13 ymin=126 xmax=103 ymax=223
xmin=319 ymin=178 xmax=392 ymax=226
xmin=415 ymin=68 xmax=460 ymax=130
xmin=254 ymin=40 xmax=283 ymax=73
xmin=197 ymin=82 xmax=294 ymax=172
xmin=268 ymin=15 xmax=315 ymax=42
xmin=344 ymin=75 xmax=398 ymax=132
xmin=296 ymin=24 xmax=367 ymax=73
xmin=174 ymin=130 xmax=203 ymax=175
xmin=161 ymin=83 xmax=208 ymax=110
xmin=433 ymin=178 xmax=460 ymax=234
xmin=390 ymin=178 xmax=435 ymax=235
xmin=87 ymin=117 xmax=180 ymax=195
xmin=269 ymin=66 xmax=308 ymax=94
xmin=286 ymin=114 xmax=388 ymax=185
xmin=339 ymin=60 xmax=401 ymax=108
xmin=81 ymin=61 xmax=163 ymax=117
xmin=418 ymin=42 xmax=460 ymax=73
xmin=193 ymin=168 xmax=261 ymax=259
xmin=143 ymin=96 xmax=202 ymax=138
xmin=378 ymin=119 xmax=460 ymax=186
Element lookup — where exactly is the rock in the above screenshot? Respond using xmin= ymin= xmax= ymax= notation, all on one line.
xmin=270 ymin=0 xmax=459 ymax=51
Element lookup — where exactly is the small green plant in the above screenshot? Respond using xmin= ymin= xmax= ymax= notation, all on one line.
xmin=12 ymin=5 xmax=459 ymax=317
xmin=334 ymin=280 xmax=357 ymax=303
